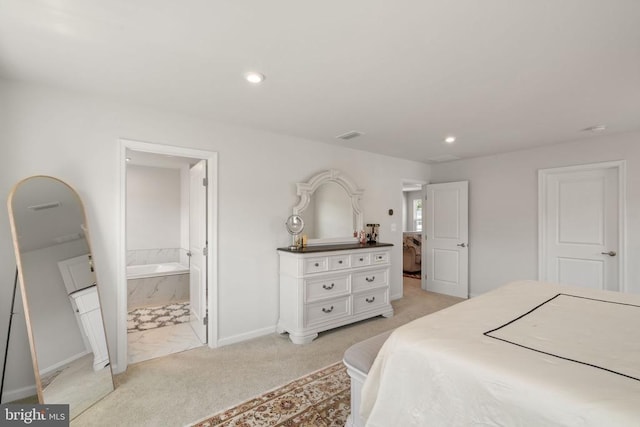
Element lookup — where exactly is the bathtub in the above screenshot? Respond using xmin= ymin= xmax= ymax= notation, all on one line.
xmin=126 ymin=262 xmax=189 ymax=279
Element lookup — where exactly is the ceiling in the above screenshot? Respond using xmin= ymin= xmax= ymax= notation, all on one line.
xmin=1 ymin=1 xmax=638 ymax=163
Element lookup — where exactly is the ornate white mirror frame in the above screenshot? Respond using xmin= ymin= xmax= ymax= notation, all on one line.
xmin=293 ymin=169 xmax=364 ymax=245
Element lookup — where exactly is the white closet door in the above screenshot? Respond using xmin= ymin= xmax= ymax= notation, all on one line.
xmin=539 ymin=163 xmax=623 ymax=291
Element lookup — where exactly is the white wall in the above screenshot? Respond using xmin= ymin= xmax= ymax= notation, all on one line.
xmin=430 ymin=131 xmax=640 ymax=297
xmin=126 ymin=165 xmax=181 ymax=250
xmin=0 ymin=79 xmax=430 ymax=388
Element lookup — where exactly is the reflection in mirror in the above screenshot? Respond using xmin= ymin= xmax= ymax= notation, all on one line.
xmin=294 ymin=169 xmax=363 ymax=245
xmin=303 ymin=182 xmax=354 ymax=239
xmin=7 ymin=176 xmax=114 ymax=419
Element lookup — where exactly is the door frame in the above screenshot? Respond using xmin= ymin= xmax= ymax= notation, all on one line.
xmin=538 ymin=160 xmax=626 ymax=291
xmin=116 ymin=138 xmax=218 ymax=374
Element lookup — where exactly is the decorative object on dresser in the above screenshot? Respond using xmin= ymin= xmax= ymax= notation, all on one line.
xmin=292 ymin=169 xmax=363 ymax=246
xmin=278 ymin=169 xmax=393 ymax=344
xmin=284 ymin=214 xmax=305 ymax=250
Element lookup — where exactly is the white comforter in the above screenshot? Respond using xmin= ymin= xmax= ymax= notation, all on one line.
xmin=361 ymin=281 xmax=640 ymax=426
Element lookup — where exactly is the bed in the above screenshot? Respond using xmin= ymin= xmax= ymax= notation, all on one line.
xmin=360 ymin=280 xmax=640 ymax=426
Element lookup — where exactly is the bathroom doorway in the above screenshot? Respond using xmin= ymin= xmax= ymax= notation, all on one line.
xmin=117 ymin=140 xmax=217 ymax=372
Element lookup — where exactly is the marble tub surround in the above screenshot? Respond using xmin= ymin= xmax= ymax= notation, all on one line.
xmin=127 ymin=273 xmax=189 ymax=310
xmin=126 ymin=248 xmax=189 ymax=266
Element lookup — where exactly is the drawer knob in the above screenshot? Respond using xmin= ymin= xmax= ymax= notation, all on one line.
xmin=359 ymin=258 xmax=364 ymax=262
xmin=377 ymin=256 xmax=383 ymax=260
xmin=338 ymin=260 xmax=343 ymax=264
xmin=314 ymin=262 xmax=319 ymax=267
xmin=365 ymin=276 xmax=375 ymax=282
xmin=322 ymin=283 xmax=335 ymax=290
xmin=366 ymin=296 xmax=376 ymax=303
xmin=322 ymin=306 xmax=334 ymax=313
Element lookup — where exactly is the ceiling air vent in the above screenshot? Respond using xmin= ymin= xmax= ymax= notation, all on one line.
xmin=336 ymin=131 xmax=364 ymax=141
xmin=427 ymin=155 xmax=460 ymax=163
xmin=28 ymin=201 xmax=61 ymax=211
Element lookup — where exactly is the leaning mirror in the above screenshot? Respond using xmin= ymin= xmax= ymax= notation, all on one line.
xmin=293 ymin=169 xmax=364 ymax=245
xmin=7 ymin=176 xmax=114 ymax=419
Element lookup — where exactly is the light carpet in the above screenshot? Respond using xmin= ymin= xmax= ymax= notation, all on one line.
xmin=191 ymin=362 xmax=349 ymax=426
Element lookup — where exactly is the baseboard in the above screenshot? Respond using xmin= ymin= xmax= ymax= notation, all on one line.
xmin=1 ymin=384 xmax=37 ymax=403
xmin=216 ymin=325 xmax=277 ymax=347
xmin=39 ymin=350 xmax=90 ymax=377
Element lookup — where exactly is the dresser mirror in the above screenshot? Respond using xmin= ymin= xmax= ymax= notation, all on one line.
xmin=293 ymin=169 xmax=364 ymax=245
xmin=7 ymin=176 xmax=114 ymax=419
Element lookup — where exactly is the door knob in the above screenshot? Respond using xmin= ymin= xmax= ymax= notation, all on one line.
xmin=457 ymin=243 xmax=467 ymax=248
xmin=601 ymin=251 xmax=617 ymax=257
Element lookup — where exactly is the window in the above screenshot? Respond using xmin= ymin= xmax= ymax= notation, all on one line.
xmin=413 ymin=199 xmax=422 ymax=232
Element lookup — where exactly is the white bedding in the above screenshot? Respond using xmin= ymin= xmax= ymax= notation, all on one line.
xmin=361 ymin=281 xmax=640 ymax=426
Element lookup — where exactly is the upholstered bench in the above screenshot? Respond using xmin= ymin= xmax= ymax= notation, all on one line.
xmin=343 ymin=330 xmax=393 ymax=427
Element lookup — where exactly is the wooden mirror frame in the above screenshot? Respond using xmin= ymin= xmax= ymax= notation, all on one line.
xmin=6 ymin=175 xmax=114 ymax=418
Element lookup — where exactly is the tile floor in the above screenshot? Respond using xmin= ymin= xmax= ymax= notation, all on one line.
xmin=127 ymin=322 xmax=203 ymax=365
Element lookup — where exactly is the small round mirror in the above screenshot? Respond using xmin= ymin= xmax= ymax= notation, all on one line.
xmin=285 ymin=215 xmax=305 ymax=249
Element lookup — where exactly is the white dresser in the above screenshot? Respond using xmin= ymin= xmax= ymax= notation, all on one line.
xmin=277 ymin=243 xmax=394 ymax=344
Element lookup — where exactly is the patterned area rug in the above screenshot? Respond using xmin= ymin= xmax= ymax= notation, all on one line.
xmin=127 ymin=302 xmax=190 ymax=333
xmin=403 ymin=271 xmax=421 ymax=279
xmin=191 ymin=362 xmax=350 ymax=426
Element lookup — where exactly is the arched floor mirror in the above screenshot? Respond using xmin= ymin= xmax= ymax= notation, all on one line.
xmin=7 ymin=176 xmax=114 ymax=419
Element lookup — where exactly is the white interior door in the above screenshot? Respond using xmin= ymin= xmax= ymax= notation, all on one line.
xmin=58 ymin=254 xmax=95 ymax=294
xmin=423 ymin=181 xmax=469 ymax=298
xmin=539 ymin=163 xmax=623 ymax=291
xmin=189 ymin=160 xmax=208 ymax=343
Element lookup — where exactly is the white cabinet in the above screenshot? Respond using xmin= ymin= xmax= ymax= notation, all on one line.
xmin=277 ymin=244 xmax=394 ymax=344
xmin=69 ymin=286 xmax=110 ymax=371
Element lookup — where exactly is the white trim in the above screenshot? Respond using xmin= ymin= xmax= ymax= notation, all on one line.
xmin=216 ymin=326 xmax=276 ymax=347
xmin=39 ymin=350 xmax=90 ymax=377
xmin=538 ymin=160 xmax=626 ymax=292
xmin=117 ymin=138 xmax=218 ymax=374
xmin=2 ymin=384 xmax=37 ymax=403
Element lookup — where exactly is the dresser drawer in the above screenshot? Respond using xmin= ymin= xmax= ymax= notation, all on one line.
xmin=305 ymin=296 xmax=350 ymax=327
xmin=303 ymin=256 xmax=328 ymax=274
xmin=371 ymin=251 xmax=389 ymax=264
xmin=305 ymin=275 xmax=349 ymax=302
xmin=353 ymin=288 xmax=388 ymax=314
xmin=352 ymin=269 xmax=388 ymax=291
xmin=350 ymin=253 xmax=371 ymax=268
xmin=328 ymin=254 xmax=351 ymax=270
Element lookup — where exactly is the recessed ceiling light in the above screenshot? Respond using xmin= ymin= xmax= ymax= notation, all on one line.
xmin=445 ymin=136 xmax=456 ymax=144
xmin=125 ymin=157 xmax=131 ymax=162
xmin=582 ymin=125 xmax=607 ymax=132
xmin=245 ymin=72 xmax=265 ymax=84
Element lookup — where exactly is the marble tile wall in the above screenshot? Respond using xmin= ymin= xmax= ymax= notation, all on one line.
xmin=126 ymin=248 xmax=188 ymax=266
xmin=127 ymin=273 xmax=189 ymax=310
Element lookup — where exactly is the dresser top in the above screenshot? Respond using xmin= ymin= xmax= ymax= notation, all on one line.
xmin=277 ymin=241 xmax=393 ymax=254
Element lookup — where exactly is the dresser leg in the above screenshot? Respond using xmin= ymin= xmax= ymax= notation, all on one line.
xmin=381 ymin=308 xmax=394 ymax=318
xmin=289 ymin=332 xmax=318 ymax=344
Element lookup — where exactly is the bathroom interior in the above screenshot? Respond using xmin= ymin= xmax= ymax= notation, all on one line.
xmin=125 ymin=150 xmax=205 ymax=364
